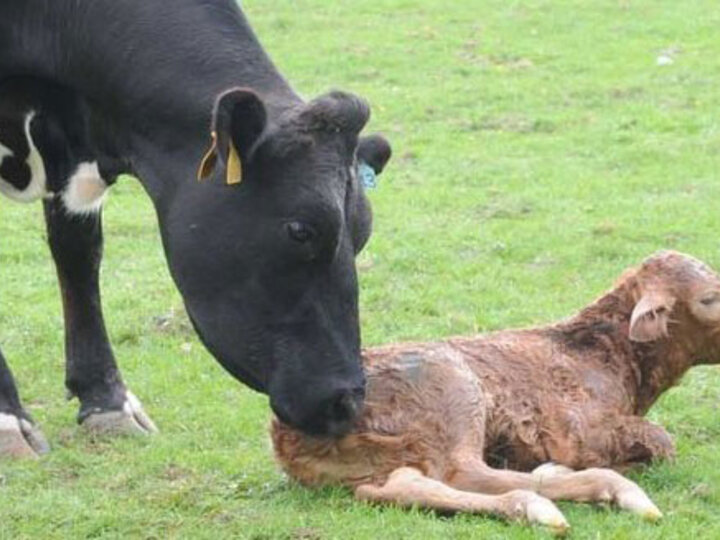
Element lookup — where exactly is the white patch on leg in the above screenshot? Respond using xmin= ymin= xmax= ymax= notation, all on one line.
xmin=0 ymin=140 xmax=11 ymax=161
xmin=61 ymin=161 xmax=108 ymax=214
xmin=0 ymin=111 xmax=49 ymax=203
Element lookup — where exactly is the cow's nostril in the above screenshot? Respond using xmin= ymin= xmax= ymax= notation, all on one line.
xmin=330 ymin=392 xmax=355 ymax=422
xmin=327 ymin=387 xmax=364 ymax=426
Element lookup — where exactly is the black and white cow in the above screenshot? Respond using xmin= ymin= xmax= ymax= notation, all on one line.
xmin=0 ymin=0 xmax=391 ymax=457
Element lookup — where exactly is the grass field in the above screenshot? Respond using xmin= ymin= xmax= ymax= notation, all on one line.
xmin=2 ymin=0 xmax=720 ymax=538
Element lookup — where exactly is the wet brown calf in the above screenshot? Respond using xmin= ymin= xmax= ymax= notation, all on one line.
xmin=272 ymin=251 xmax=720 ymax=531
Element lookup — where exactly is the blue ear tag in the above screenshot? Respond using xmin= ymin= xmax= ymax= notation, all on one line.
xmin=358 ymin=161 xmax=378 ymax=189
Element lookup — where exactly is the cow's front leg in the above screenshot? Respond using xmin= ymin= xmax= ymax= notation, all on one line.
xmin=0 ymin=348 xmax=50 ymax=457
xmin=44 ymin=198 xmax=157 ymax=435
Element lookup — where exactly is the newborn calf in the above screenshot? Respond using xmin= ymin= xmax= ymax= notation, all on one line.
xmin=273 ymin=251 xmax=720 ymax=530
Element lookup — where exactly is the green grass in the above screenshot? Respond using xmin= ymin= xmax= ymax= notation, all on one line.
xmin=1 ymin=0 xmax=720 ymax=537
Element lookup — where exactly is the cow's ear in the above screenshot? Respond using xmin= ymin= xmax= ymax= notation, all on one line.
xmin=629 ymin=290 xmax=675 ymax=342
xmin=357 ymin=134 xmax=392 ymax=175
xmin=198 ymin=88 xmax=267 ymax=184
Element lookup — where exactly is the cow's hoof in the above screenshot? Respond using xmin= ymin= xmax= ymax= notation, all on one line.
xmin=0 ymin=412 xmax=50 ymax=458
xmin=82 ymin=391 xmax=158 ymax=435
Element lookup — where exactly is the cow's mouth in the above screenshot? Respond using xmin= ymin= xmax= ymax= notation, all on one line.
xmin=271 ymin=389 xmax=364 ymax=439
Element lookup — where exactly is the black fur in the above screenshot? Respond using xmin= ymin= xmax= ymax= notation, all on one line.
xmin=0 ymin=116 xmax=31 ymax=190
xmin=0 ymin=350 xmax=27 ymax=419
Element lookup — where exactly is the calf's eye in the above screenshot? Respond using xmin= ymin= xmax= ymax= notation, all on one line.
xmin=286 ymin=221 xmax=316 ymax=243
xmin=700 ymin=295 xmax=719 ymax=307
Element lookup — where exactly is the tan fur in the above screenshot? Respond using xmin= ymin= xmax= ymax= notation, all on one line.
xmin=271 ymin=251 xmax=720 ymax=527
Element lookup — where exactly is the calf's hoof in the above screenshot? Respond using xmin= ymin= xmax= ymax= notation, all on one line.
xmin=81 ymin=391 xmax=158 ymax=436
xmin=614 ymin=482 xmax=663 ymax=522
xmin=0 ymin=412 xmax=50 ymax=458
xmin=507 ymin=490 xmax=569 ymax=534
xmin=590 ymin=469 xmax=662 ymax=522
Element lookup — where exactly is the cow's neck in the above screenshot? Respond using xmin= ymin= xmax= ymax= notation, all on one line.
xmin=560 ymin=277 xmax=697 ymax=415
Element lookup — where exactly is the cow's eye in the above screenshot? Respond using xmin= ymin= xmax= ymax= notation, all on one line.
xmin=700 ymin=294 xmax=719 ymax=307
xmin=286 ymin=221 xmax=316 ymax=243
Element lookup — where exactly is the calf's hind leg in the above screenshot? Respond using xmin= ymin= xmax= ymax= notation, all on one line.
xmin=447 ymin=459 xmax=661 ymax=521
xmin=0 ymin=349 xmax=49 ymax=457
xmin=355 ymin=467 xmax=569 ymax=532
xmin=44 ymin=197 xmax=156 ymax=435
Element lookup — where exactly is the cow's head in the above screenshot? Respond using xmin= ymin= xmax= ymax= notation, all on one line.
xmin=163 ymin=88 xmax=391 ymax=437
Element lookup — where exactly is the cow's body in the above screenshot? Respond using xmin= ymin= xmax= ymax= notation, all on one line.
xmin=0 ymin=0 xmax=391 ymax=456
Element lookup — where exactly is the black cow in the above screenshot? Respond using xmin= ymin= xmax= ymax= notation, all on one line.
xmin=0 ymin=0 xmax=391 ymax=457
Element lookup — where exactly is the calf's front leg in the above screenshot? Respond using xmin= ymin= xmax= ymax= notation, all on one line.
xmin=611 ymin=416 xmax=675 ymax=467
xmin=564 ymin=415 xmax=675 ymax=469
xmin=447 ymin=459 xmax=662 ymax=521
xmin=355 ymin=467 xmax=569 ymax=532
xmin=44 ymin=198 xmax=156 ymax=435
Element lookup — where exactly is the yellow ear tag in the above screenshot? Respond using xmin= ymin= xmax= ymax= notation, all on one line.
xmin=226 ymin=142 xmax=243 ymax=185
xmin=197 ymin=131 xmax=218 ymax=181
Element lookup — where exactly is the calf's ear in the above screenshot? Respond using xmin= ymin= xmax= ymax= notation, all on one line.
xmin=629 ymin=291 xmax=675 ymax=342
xmin=357 ymin=135 xmax=392 ymax=174
xmin=198 ymin=88 xmax=267 ymax=184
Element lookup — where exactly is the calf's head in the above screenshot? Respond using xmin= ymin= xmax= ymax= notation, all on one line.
xmin=165 ymin=89 xmax=391 ymax=437
xmin=629 ymin=251 xmax=720 ymax=364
